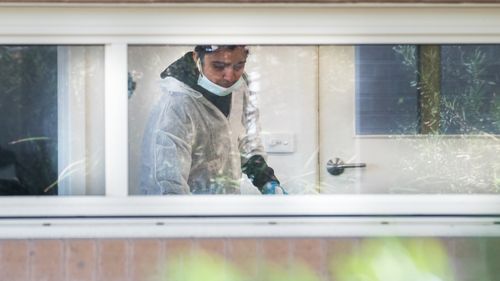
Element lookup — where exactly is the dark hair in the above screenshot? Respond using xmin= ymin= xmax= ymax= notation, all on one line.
xmin=194 ymin=45 xmax=248 ymax=63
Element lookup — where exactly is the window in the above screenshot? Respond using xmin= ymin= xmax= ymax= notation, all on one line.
xmin=0 ymin=4 xmax=499 ymax=238
xmin=0 ymin=45 xmax=105 ymax=196
xmin=128 ymin=44 xmax=498 ymax=195
xmin=356 ymin=45 xmax=419 ymax=135
xmin=1 ymin=46 xmax=59 ymax=195
xmin=441 ymin=45 xmax=500 ymax=134
xmin=356 ymin=45 xmax=500 ymax=135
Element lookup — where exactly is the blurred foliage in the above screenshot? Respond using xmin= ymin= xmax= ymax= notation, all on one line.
xmin=256 ymin=261 xmax=322 ymax=281
xmin=157 ymin=238 xmax=463 ymax=281
xmin=0 ymin=46 xmax=58 ymax=195
xmin=331 ymin=238 xmax=453 ymax=281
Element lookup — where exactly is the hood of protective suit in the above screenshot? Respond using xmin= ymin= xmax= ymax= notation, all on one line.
xmin=162 ymin=52 xmax=233 ymax=116
xmin=160 ymin=52 xmax=248 ymax=117
xmin=160 ymin=52 xmax=199 ymax=86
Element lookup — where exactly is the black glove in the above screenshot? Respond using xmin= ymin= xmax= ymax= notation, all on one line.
xmin=241 ymin=155 xmax=280 ymax=193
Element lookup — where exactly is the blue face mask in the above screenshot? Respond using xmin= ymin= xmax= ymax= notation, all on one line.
xmin=196 ymin=58 xmax=244 ymax=96
xmin=197 ymin=74 xmax=244 ymax=97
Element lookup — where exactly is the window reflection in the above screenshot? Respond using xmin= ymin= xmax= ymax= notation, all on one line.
xmin=0 ymin=46 xmax=57 ymax=195
xmin=356 ymin=45 xmax=419 ymax=135
xmin=441 ymin=45 xmax=500 ymax=135
xmin=356 ymin=44 xmax=500 ymax=135
xmin=0 ymin=45 xmax=105 ymax=196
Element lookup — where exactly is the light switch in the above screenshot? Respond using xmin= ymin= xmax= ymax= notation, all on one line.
xmin=262 ymin=133 xmax=295 ymax=153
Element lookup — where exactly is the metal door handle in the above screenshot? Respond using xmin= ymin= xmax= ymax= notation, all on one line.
xmin=326 ymin=158 xmax=366 ymax=176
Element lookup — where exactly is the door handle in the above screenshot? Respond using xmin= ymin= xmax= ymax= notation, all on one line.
xmin=326 ymin=158 xmax=366 ymax=176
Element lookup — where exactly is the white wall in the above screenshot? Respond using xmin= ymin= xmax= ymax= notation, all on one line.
xmin=245 ymin=46 xmax=318 ymax=194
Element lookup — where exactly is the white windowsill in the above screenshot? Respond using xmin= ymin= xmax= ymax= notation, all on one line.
xmin=0 ymin=195 xmax=499 ymax=238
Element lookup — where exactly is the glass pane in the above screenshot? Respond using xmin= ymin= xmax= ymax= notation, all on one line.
xmin=441 ymin=45 xmax=500 ymax=134
xmin=322 ymin=44 xmax=499 ymax=194
xmin=129 ymin=45 xmax=499 ymax=195
xmin=0 ymin=45 xmax=105 ymax=196
xmin=355 ymin=45 xmax=419 ymax=135
xmin=355 ymin=44 xmax=500 ymax=136
xmin=128 ymin=45 xmax=317 ymax=195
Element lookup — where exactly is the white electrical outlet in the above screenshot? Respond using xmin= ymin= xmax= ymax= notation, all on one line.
xmin=262 ymin=133 xmax=295 ymax=153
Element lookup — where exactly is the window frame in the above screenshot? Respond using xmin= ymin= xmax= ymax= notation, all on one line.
xmin=1 ymin=2 xmax=500 ymax=238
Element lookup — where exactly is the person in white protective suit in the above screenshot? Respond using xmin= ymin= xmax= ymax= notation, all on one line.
xmin=140 ymin=45 xmax=286 ymax=195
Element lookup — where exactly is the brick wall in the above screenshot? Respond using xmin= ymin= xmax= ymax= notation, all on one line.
xmin=1 ymin=238 xmax=499 ymax=281
xmin=1 ymin=0 xmax=500 ymax=3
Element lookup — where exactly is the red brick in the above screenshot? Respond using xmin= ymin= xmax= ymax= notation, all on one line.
xmin=196 ymin=239 xmax=226 ymax=257
xmin=66 ymin=240 xmax=97 ymax=281
xmin=161 ymin=239 xmax=195 ymax=279
xmin=259 ymin=239 xmax=310 ymax=281
xmin=226 ymin=238 xmax=259 ymax=264
xmin=97 ymin=239 xmax=128 ymax=281
xmin=226 ymin=239 xmax=259 ymax=276
xmin=131 ymin=239 xmax=162 ymax=281
xmin=0 ymin=240 xmax=29 ymax=281
xmin=292 ymin=239 xmax=326 ymax=277
xmin=30 ymin=240 xmax=64 ymax=281
xmin=164 ymin=239 xmax=193 ymax=261
xmin=260 ymin=239 xmax=291 ymax=268
xmin=326 ymin=238 xmax=362 ymax=279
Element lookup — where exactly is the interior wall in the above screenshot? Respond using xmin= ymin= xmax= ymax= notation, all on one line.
xmin=246 ymin=46 xmax=318 ymax=194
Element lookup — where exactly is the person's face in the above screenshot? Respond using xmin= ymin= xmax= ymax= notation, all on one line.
xmin=194 ymin=47 xmax=247 ymax=88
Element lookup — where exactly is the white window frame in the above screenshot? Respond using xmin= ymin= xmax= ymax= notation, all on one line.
xmin=1 ymin=2 xmax=500 ymax=238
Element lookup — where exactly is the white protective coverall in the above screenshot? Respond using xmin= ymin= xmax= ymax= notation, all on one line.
xmin=140 ymin=76 xmax=266 ymax=194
